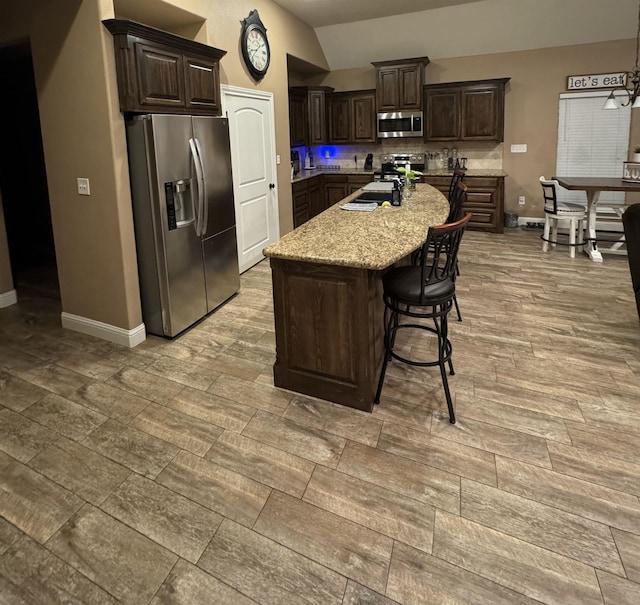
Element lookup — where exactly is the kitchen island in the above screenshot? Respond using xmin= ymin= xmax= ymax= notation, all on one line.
xmin=263 ymin=183 xmax=449 ymax=412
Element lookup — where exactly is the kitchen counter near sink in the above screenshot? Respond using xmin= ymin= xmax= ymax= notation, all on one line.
xmin=291 ymin=168 xmax=375 ymax=184
xmin=266 ymin=183 xmax=449 ymax=270
xmin=264 ymin=183 xmax=449 ymax=412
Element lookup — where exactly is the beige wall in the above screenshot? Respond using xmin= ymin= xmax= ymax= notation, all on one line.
xmin=315 ymin=38 xmax=639 ymax=217
xmin=0 ymin=0 xmax=635 ymax=335
xmin=0 ymin=0 xmax=327 ymax=333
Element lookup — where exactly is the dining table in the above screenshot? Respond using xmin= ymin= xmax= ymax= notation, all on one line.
xmin=554 ymin=176 xmax=640 ymax=262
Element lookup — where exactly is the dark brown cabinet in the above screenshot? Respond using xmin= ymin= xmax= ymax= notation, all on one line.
xmin=422 ymin=175 xmax=505 ymax=233
xmin=289 ymin=86 xmax=334 ymax=147
xmin=292 ymin=180 xmax=311 ymax=228
xmin=292 ymin=174 xmax=374 ymax=229
xmin=424 ymin=78 xmax=509 ymax=142
xmin=308 ymin=177 xmax=324 ymax=218
xmin=323 ymin=175 xmax=349 ymax=207
xmin=104 ymin=19 xmax=226 ymax=115
xmin=372 ymin=57 xmax=429 ymax=111
xmin=327 ymin=90 xmax=377 ymax=144
xmin=347 ymin=174 xmax=374 ymax=194
xmin=289 ymin=89 xmax=308 ymax=147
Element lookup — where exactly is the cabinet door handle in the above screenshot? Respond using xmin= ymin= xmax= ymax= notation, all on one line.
xmin=269 ymin=183 xmax=275 ymax=189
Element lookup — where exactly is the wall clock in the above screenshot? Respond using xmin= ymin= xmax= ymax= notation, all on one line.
xmin=241 ymin=10 xmax=270 ymax=81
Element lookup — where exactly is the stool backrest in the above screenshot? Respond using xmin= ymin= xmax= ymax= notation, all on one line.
xmin=539 ymin=176 xmax=560 ymax=214
xmin=448 ymin=169 xmax=466 ymax=201
xmin=447 ymin=182 xmax=467 ymax=223
xmin=418 ymin=213 xmax=472 ymax=305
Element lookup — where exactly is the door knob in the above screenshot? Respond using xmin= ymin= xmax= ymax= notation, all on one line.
xmin=269 ymin=183 xmax=275 ymax=189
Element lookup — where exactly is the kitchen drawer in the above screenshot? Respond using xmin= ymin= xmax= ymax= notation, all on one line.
xmin=422 ymin=176 xmax=450 ymax=188
xmin=466 ymin=177 xmax=499 ymax=188
xmin=322 ymin=174 xmax=348 ymax=183
xmin=466 ymin=207 xmax=496 ymax=230
xmin=466 ymin=191 xmax=495 ymax=206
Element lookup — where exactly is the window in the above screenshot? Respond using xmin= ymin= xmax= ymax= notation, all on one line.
xmin=556 ymin=90 xmax=630 ymax=206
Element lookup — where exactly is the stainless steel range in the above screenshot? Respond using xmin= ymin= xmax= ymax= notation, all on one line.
xmin=374 ymin=152 xmax=425 ymax=181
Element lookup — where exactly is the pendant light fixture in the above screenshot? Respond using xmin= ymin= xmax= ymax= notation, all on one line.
xmin=604 ymin=0 xmax=640 ymax=109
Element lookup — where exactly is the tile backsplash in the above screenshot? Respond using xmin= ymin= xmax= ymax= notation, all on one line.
xmin=292 ymin=141 xmax=503 ymax=171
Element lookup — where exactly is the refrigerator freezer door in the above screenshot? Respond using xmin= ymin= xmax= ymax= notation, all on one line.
xmin=147 ymin=114 xmax=208 ymax=336
xmin=193 ymin=116 xmax=240 ymax=312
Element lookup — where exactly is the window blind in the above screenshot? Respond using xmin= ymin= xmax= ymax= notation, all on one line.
xmin=555 ymin=91 xmax=630 ymax=205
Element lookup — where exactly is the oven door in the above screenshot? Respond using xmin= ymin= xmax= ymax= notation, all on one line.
xmin=377 ymin=111 xmax=423 ymax=138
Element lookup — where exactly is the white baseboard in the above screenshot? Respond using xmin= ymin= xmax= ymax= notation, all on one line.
xmin=61 ymin=312 xmax=146 ymax=348
xmin=0 ymin=289 xmax=17 ymax=308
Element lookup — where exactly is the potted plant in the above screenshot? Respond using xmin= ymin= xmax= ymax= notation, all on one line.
xmin=396 ymin=167 xmax=423 ymax=190
xmin=632 ymin=146 xmax=640 ymax=162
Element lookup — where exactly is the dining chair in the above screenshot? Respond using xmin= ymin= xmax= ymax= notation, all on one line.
xmin=623 ymin=204 xmax=640 ymax=320
xmin=540 ymin=176 xmax=587 ymax=258
xmin=448 ymin=169 xmax=466 ymax=201
xmin=375 ymin=213 xmax=472 ymax=424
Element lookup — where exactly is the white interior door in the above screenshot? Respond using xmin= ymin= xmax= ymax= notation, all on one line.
xmin=221 ymin=86 xmax=279 ymax=273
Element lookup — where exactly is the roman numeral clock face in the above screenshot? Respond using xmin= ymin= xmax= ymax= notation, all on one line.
xmin=241 ymin=10 xmax=270 ymax=80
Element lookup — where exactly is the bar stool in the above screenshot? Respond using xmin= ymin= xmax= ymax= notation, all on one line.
xmin=375 ymin=213 xmax=472 ymax=424
xmin=540 ymin=177 xmax=587 ymax=258
xmin=448 ymin=169 xmax=466 ymax=201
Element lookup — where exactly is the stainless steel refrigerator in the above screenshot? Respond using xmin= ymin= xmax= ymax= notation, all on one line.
xmin=126 ymin=114 xmax=240 ymax=337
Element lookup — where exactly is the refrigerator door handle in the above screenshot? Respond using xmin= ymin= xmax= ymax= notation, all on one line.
xmin=188 ymin=137 xmax=205 ymax=236
xmin=194 ymin=137 xmax=209 ymax=236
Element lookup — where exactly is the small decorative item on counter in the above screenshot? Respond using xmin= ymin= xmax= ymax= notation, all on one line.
xmin=427 ymin=151 xmax=439 ymax=171
xmin=396 ymin=166 xmax=423 ymax=198
xmin=632 ymin=146 xmax=640 ymax=162
xmin=623 ymin=161 xmax=640 ymax=182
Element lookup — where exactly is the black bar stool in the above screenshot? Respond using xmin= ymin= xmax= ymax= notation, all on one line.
xmin=375 ymin=213 xmax=472 ymax=424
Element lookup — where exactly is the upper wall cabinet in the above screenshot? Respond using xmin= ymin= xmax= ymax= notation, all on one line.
xmin=289 ymin=86 xmax=334 ymax=147
xmin=372 ymin=57 xmax=430 ymax=112
xmin=103 ymin=19 xmax=226 ymax=115
xmin=424 ymin=78 xmax=510 ymax=142
xmin=327 ymin=90 xmax=377 ymax=144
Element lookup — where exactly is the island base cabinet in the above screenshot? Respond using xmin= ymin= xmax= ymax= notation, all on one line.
xmin=271 ymin=259 xmax=385 ymax=412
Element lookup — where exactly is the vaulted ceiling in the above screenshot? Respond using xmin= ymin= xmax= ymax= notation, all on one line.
xmin=273 ymin=0 xmax=639 ymax=71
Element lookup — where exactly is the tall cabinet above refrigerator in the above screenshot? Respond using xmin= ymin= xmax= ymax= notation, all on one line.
xmin=126 ymin=114 xmax=240 ymax=337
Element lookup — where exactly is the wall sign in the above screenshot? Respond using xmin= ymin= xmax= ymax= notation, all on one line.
xmin=567 ymin=73 xmax=627 ymax=90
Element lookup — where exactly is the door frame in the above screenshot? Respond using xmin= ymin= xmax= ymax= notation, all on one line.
xmin=220 ymin=84 xmax=279 ymax=271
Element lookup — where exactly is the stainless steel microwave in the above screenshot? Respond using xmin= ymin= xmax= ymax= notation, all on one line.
xmin=376 ymin=111 xmax=423 ymax=138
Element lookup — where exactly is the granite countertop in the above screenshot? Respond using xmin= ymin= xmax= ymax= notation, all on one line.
xmin=264 ymin=183 xmax=450 ymax=270
xmin=291 ymin=168 xmax=507 ymax=183
xmin=291 ymin=168 xmax=375 ymax=183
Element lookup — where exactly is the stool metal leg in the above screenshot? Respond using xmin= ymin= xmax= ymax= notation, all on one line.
xmin=453 ymin=294 xmax=462 ymax=322
xmin=436 ymin=310 xmax=456 ymax=424
xmin=375 ymin=306 xmax=395 ymax=404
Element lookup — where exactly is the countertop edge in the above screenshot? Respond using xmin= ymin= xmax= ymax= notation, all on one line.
xmin=291 ymin=168 xmax=508 ymax=184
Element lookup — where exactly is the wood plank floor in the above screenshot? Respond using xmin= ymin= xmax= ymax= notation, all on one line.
xmin=1 ymin=229 xmax=639 ymax=604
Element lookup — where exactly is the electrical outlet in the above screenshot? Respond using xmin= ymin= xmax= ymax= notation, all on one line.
xmin=518 ymin=196 xmax=526 ymax=205
xmin=276 ymin=155 xmax=281 ymax=165
xmin=77 ymin=178 xmax=90 ymax=196
xmin=511 ymin=144 xmax=527 ymax=153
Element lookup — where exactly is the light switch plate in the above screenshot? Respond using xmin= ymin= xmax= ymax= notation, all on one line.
xmin=511 ymin=144 xmax=527 ymax=153
xmin=77 ymin=178 xmax=90 ymax=195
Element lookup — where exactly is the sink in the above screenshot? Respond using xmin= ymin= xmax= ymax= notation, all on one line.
xmin=353 ymin=191 xmax=395 ymax=204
